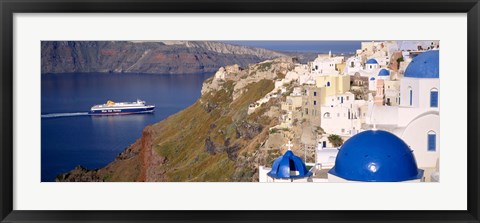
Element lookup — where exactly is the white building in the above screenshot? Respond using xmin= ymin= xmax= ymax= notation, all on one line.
xmin=315 ymin=143 xmax=339 ymax=170
xmin=366 ymin=50 xmax=440 ymax=171
xmin=365 ymin=58 xmax=379 ymax=71
xmin=324 ymin=92 xmax=355 ymax=107
xmin=384 ymin=80 xmax=401 ymax=106
xmin=321 ymin=103 xmax=367 ymax=136
xmin=398 ymin=40 xmax=440 ymax=51
xmin=321 ymin=92 xmax=367 ymax=136
xmin=285 ymin=64 xmax=309 ymax=82
xmin=310 ymin=51 xmax=344 ymax=76
xmin=344 ymin=57 xmax=363 ymax=75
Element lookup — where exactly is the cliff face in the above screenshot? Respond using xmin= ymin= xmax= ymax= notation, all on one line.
xmin=56 ymin=58 xmax=296 ymax=182
xmin=41 ymin=41 xmax=290 ymax=74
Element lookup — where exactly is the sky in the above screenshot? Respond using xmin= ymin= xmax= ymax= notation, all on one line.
xmin=221 ymin=41 xmax=362 ymax=54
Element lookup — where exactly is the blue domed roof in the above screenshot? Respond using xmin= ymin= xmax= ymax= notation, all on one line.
xmin=378 ymin=68 xmax=390 ymax=76
xmin=328 ymin=130 xmax=423 ymax=182
xmin=366 ymin=59 xmax=378 ymax=64
xmin=404 ymin=50 xmax=439 ymax=78
xmin=267 ymin=150 xmax=312 ymax=179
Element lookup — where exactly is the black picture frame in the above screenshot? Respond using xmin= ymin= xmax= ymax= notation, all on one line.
xmin=1 ymin=0 xmax=479 ymax=222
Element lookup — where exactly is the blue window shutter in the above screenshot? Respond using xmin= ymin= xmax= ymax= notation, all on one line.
xmin=428 ymin=134 xmax=436 ymax=151
xmin=409 ymin=90 xmax=413 ymax=106
xmin=430 ymin=91 xmax=438 ymax=107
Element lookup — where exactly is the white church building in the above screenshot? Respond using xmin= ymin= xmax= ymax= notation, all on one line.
xmin=366 ymin=50 xmax=440 ymax=175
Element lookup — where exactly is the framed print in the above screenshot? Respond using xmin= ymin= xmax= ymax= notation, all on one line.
xmin=1 ymin=0 xmax=479 ymax=222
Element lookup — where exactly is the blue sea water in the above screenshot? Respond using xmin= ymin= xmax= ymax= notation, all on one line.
xmin=41 ymin=73 xmax=212 ymax=182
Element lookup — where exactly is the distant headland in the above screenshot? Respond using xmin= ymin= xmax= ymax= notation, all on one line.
xmin=41 ymin=41 xmax=319 ymax=75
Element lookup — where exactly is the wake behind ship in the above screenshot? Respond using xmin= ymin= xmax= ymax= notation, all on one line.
xmin=89 ymin=99 xmax=155 ymax=115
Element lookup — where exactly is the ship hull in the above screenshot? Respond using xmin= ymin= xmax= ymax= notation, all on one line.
xmin=89 ymin=106 xmax=155 ymax=115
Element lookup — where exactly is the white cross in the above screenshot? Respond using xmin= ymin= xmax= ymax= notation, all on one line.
xmin=286 ymin=141 xmax=293 ymax=151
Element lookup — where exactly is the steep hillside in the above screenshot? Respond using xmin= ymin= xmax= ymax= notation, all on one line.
xmin=56 ymin=58 xmax=296 ymax=182
xmin=41 ymin=41 xmax=290 ymax=74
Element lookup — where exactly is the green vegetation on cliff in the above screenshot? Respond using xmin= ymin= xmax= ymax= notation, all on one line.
xmin=56 ymin=59 xmax=293 ymax=182
xmin=151 ymin=79 xmax=274 ymax=181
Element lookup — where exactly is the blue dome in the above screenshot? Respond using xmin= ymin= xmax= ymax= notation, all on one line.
xmin=370 ymin=77 xmax=375 ymax=81
xmin=404 ymin=50 xmax=439 ymax=78
xmin=366 ymin=59 xmax=378 ymax=64
xmin=267 ymin=150 xmax=312 ymax=179
xmin=328 ymin=130 xmax=423 ymax=182
xmin=378 ymin=68 xmax=390 ymax=76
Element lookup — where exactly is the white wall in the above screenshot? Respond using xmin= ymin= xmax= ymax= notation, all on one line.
xmin=399 ymin=113 xmax=440 ymax=168
xmin=345 ymin=57 xmax=362 ymax=75
xmin=369 ymin=77 xmax=377 ymax=91
xmin=324 ymin=93 xmax=355 ymax=107
xmin=258 ymin=166 xmax=271 ymax=182
xmin=398 ymin=78 xmax=439 ymax=126
xmin=321 ymin=106 xmax=362 ymax=136
xmin=311 ymin=56 xmax=344 ymax=75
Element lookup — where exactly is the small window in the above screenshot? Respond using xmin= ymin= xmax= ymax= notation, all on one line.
xmin=408 ymin=87 xmax=413 ymax=106
xmin=314 ymin=91 xmax=317 ymax=96
xmin=314 ymin=100 xmax=317 ymax=106
xmin=430 ymin=89 xmax=438 ymax=107
xmin=428 ymin=131 xmax=436 ymax=151
xmin=327 ymin=82 xmax=330 ymax=87
xmin=324 ymin=112 xmax=331 ymax=118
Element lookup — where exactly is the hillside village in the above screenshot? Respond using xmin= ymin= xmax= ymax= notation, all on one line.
xmin=56 ymin=41 xmax=440 ymax=183
xmin=205 ymin=40 xmax=440 ymax=183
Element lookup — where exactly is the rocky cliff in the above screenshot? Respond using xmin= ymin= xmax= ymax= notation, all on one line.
xmin=56 ymin=58 xmax=297 ymax=182
xmin=41 ymin=41 xmax=297 ymax=74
